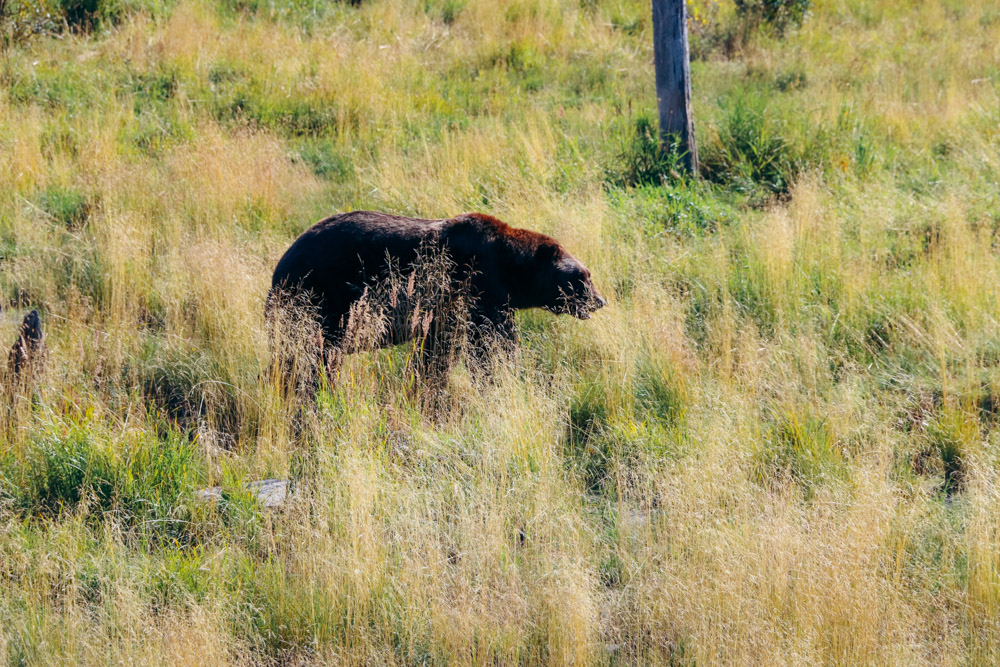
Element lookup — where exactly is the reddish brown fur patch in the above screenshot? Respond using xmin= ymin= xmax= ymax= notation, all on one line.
xmin=462 ymin=213 xmax=562 ymax=255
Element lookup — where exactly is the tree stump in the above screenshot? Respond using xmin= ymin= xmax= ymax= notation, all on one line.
xmin=7 ymin=310 xmax=44 ymax=382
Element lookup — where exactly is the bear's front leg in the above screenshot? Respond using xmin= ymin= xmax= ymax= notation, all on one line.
xmin=467 ymin=308 xmax=517 ymax=376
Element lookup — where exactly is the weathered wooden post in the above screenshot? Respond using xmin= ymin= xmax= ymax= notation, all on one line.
xmin=651 ymin=0 xmax=698 ymax=174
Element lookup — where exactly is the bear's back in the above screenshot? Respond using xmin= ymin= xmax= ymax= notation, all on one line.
xmin=272 ymin=211 xmax=449 ymax=291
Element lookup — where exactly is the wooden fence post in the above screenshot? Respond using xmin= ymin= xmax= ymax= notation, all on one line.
xmin=651 ymin=0 xmax=698 ymax=174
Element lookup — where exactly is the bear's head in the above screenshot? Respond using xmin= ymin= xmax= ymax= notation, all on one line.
xmin=535 ymin=243 xmax=606 ymax=319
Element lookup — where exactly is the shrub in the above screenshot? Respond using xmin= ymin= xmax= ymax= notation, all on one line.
xmin=0 ymin=0 xmax=59 ymax=48
xmin=700 ymin=91 xmax=798 ymax=199
xmin=734 ymin=0 xmax=811 ymax=36
xmin=1 ymin=0 xmax=170 ymax=43
xmin=54 ymin=0 xmax=160 ymax=31
xmin=689 ymin=0 xmax=811 ymax=59
xmin=607 ymin=113 xmax=689 ymax=188
xmin=57 ymin=0 xmax=101 ymax=30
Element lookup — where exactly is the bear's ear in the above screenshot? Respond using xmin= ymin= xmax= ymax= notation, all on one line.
xmin=535 ymin=242 xmax=561 ymax=263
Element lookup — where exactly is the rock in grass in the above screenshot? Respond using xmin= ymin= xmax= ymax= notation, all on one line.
xmin=196 ymin=479 xmax=293 ymax=509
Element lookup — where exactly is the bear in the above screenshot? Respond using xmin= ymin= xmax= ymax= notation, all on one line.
xmin=267 ymin=210 xmax=605 ymax=381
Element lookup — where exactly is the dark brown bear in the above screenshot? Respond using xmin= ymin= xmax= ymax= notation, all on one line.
xmin=268 ymin=210 xmax=605 ymax=375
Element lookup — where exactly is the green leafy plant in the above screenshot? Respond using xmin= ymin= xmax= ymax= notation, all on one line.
xmin=700 ymin=92 xmax=797 ymax=198
xmin=607 ymin=113 xmax=690 ymax=188
xmin=0 ymin=0 xmax=59 ymax=48
xmin=735 ymin=0 xmax=811 ymax=35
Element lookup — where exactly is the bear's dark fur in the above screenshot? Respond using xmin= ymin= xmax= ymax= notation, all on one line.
xmin=268 ymin=210 xmax=604 ymax=376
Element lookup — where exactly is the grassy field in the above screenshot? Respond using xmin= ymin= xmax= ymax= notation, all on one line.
xmin=1 ymin=0 xmax=1000 ymax=663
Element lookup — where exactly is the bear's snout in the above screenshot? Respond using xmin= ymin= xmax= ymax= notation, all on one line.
xmin=573 ymin=285 xmax=606 ymax=320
